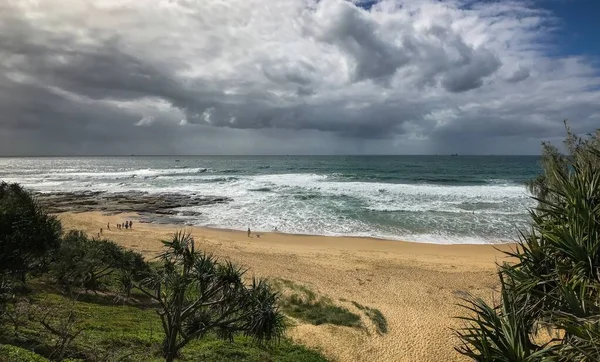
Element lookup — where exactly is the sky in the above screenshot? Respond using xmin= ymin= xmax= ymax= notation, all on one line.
xmin=0 ymin=0 xmax=599 ymax=156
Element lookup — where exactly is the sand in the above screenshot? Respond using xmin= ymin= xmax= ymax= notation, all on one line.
xmin=58 ymin=211 xmax=513 ymax=362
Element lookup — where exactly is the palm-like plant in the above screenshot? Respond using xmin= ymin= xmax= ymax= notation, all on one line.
xmin=456 ymin=124 xmax=600 ymax=361
xmin=456 ymin=274 xmax=557 ymax=361
xmin=136 ymin=231 xmax=285 ymax=362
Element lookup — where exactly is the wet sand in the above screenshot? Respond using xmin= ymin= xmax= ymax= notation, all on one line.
xmin=58 ymin=211 xmax=512 ymax=362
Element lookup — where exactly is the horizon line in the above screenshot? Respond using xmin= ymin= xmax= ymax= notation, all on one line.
xmin=0 ymin=154 xmax=542 ymax=157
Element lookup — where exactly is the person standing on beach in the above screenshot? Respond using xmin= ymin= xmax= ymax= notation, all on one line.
xmin=107 ymin=223 xmax=110 ymax=230
xmin=247 ymin=227 xmax=251 ymax=238
xmin=125 ymin=222 xmax=129 ymax=230
xmin=129 ymin=220 xmax=133 ymax=229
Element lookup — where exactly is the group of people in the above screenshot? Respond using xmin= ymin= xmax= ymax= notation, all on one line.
xmin=115 ymin=221 xmax=133 ymax=230
xmin=98 ymin=220 xmax=133 ymax=238
xmin=99 ymin=221 xmax=133 ymax=237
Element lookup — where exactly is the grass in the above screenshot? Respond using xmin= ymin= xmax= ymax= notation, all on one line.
xmin=0 ymin=282 xmax=328 ymax=362
xmin=284 ymin=295 xmax=362 ymax=328
xmin=272 ymin=279 xmax=362 ymax=328
xmin=351 ymin=301 xmax=388 ymax=335
xmin=0 ymin=344 xmax=51 ymax=362
xmin=272 ymin=279 xmax=388 ymax=334
xmin=273 ymin=279 xmax=317 ymax=301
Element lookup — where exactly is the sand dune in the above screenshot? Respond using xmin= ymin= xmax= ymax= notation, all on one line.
xmin=58 ymin=211 xmax=512 ymax=362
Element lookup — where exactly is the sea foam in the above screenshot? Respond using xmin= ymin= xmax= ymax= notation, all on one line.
xmin=0 ymin=157 xmax=538 ymax=244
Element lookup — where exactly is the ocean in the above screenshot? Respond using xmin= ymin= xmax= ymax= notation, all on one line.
xmin=0 ymin=156 xmax=540 ymax=244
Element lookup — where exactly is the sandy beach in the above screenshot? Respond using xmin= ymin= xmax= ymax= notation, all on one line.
xmin=58 ymin=211 xmax=513 ymax=362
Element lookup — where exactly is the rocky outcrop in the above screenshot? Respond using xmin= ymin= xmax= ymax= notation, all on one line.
xmin=37 ymin=191 xmax=231 ymax=218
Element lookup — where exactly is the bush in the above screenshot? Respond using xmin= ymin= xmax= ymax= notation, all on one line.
xmin=0 ymin=275 xmax=15 ymax=313
xmin=456 ymin=124 xmax=600 ymax=361
xmin=52 ymin=230 xmax=150 ymax=292
xmin=0 ymin=182 xmax=62 ymax=282
xmin=0 ymin=289 xmax=324 ymax=362
xmin=136 ymin=231 xmax=286 ymax=362
xmin=0 ymin=344 xmax=49 ymax=362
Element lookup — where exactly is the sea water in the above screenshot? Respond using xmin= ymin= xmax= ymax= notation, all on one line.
xmin=0 ymin=156 xmax=540 ymax=244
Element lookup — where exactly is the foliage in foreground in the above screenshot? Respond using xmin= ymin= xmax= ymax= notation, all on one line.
xmin=0 ymin=182 xmax=62 ymax=282
xmin=136 ymin=231 xmax=286 ymax=362
xmin=0 ymin=286 xmax=326 ymax=362
xmin=52 ymin=230 xmax=149 ymax=294
xmin=0 ymin=344 xmax=50 ymax=362
xmin=0 ymin=180 xmax=326 ymax=361
xmin=456 ymin=125 xmax=600 ymax=361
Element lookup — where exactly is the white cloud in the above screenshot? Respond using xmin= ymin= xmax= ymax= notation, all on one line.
xmin=0 ymin=0 xmax=599 ymax=154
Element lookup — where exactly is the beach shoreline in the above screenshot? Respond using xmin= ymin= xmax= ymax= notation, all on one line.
xmin=9 ymin=153 xmax=536 ymax=245
xmin=57 ymin=211 xmax=513 ymax=362
xmin=37 ymin=190 xmax=516 ymax=245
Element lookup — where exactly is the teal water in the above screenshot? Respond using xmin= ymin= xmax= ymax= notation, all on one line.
xmin=0 ymin=156 xmax=541 ymax=244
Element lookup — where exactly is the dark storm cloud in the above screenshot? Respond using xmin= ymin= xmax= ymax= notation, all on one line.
xmin=440 ymin=48 xmax=501 ymax=92
xmin=313 ymin=2 xmax=502 ymax=90
xmin=0 ymin=0 xmax=599 ymax=155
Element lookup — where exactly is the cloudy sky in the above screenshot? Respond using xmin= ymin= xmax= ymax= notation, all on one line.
xmin=0 ymin=0 xmax=599 ymax=155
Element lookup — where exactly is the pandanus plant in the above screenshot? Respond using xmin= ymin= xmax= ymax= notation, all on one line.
xmin=136 ymin=231 xmax=285 ymax=362
xmin=456 ymin=124 xmax=600 ymax=361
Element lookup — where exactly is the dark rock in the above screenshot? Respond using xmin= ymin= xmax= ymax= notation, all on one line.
xmin=36 ymin=191 xmax=230 ymax=220
xmin=177 ymin=210 xmax=202 ymax=217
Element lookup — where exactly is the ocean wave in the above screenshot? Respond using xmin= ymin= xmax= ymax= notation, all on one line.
xmin=34 ymin=168 xmax=209 ymax=180
xmin=248 ymin=187 xmax=272 ymax=192
xmin=2 ymin=163 xmax=535 ymax=244
xmin=155 ymin=175 xmax=239 ymax=183
xmin=181 ymin=209 xmax=516 ymax=244
xmin=365 ymin=206 xmax=527 ymax=215
xmin=325 ymin=173 xmax=521 ymax=185
xmin=291 ymin=193 xmax=321 ymax=200
xmin=250 ymin=173 xmax=530 ymax=198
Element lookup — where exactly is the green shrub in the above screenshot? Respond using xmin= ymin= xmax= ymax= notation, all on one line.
xmin=456 ymin=124 xmax=600 ymax=361
xmin=1 ymin=288 xmax=328 ymax=362
xmin=52 ymin=230 xmax=149 ymax=292
xmin=0 ymin=182 xmax=62 ymax=283
xmin=0 ymin=344 xmax=49 ymax=362
xmin=136 ymin=231 xmax=286 ymax=362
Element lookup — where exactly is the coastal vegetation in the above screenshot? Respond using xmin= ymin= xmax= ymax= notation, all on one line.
xmin=272 ymin=279 xmax=388 ymax=335
xmin=351 ymin=301 xmax=388 ymax=335
xmin=0 ymin=287 xmax=325 ymax=362
xmin=0 ymin=182 xmax=62 ymax=283
xmin=456 ymin=125 xmax=600 ymax=361
xmin=9 ymin=124 xmax=595 ymax=361
xmin=0 ymin=182 xmax=326 ymax=361
xmin=135 ymin=231 xmax=284 ymax=362
xmin=272 ymin=279 xmax=361 ymax=328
